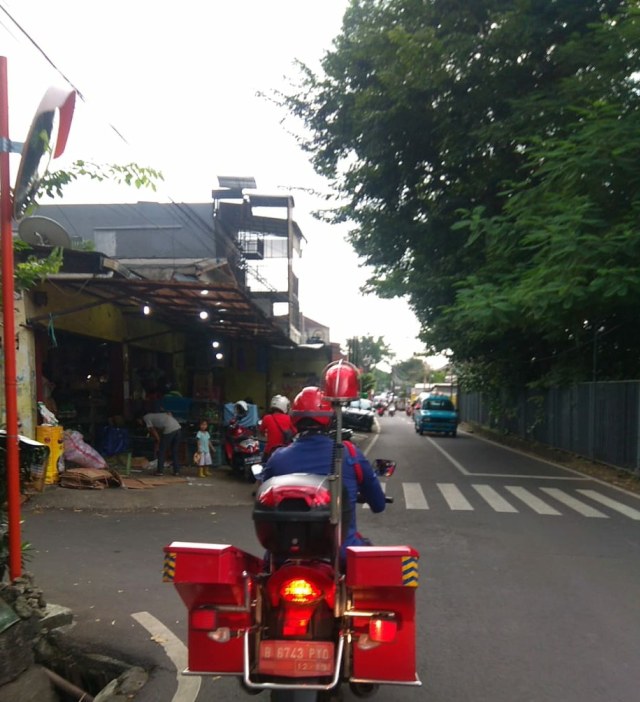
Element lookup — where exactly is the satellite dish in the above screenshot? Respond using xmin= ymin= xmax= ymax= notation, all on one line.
xmin=18 ymin=216 xmax=72 ymax=248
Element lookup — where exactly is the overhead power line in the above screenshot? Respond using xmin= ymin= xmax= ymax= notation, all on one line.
xmin=0 ymin=2 xmax=130 ymax=144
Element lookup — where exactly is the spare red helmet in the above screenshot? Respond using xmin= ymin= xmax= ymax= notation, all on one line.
xmin=291 ymin=387 xmax=334 ymax=429
xmin=322 ymin=360 xmax=360 ymax=401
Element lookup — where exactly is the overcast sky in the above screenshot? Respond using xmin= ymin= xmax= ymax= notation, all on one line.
xmin=1 ymin=0 xmax=441 ymax=364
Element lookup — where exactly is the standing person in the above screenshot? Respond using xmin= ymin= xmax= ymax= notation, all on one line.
xmin=140 ymin=411 xmax=182 ymax=476
xmin=195 ymin=419 xmax=215 ymax=478
xmin=258 ymin=394 xmax=295 ymax=462
xmin=262 ymin=387 xmax=386 ymax=559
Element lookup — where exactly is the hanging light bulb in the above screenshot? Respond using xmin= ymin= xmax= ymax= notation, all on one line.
xmin=199 ymin=310 xmax=209 ymax=320
xmin=142 ymin=304 xmax=151 ymax=316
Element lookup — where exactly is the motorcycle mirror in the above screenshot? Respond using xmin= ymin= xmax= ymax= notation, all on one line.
xmin=375 ymin=459 xmax=396 ymax=477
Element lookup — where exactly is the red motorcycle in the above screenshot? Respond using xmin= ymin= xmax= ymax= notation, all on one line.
xmin=223 ymin=415 xmax=262 ymax=481
xmin=164 ymin=362 xmax=421 ymax=701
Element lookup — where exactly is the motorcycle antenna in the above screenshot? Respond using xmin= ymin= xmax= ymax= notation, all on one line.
xmin=322 ymin=360 xmax=361 ymax=581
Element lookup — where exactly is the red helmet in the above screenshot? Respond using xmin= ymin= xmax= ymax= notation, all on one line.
xmin=322 ymin=360 xmax=360 ymax=401
xmin=291 ymin=387 xmax=334 ymax=430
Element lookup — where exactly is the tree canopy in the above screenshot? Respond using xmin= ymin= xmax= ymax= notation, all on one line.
xmin=282 ymin=0 xmax=640 ymax=389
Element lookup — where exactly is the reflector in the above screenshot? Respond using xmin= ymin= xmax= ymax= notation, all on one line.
xmin=191 ymin=609 xmax=217 ymax=630
xmin=369 ymin=616 xmax=397 ymax=643
xmin=208 ymin=627 xmax=231 ymax=643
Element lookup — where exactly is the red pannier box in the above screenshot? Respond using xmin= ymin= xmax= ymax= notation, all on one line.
xmin=346 ymin=545 xmax=420 ymax=684
xmin=163 ymin=542 xmax=263 ymax=674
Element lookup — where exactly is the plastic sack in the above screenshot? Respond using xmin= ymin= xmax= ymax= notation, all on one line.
xmin=37 ymin=401 xmax=59 ymax=426
xmin=63 ymin=430 xmax=107 ymax=470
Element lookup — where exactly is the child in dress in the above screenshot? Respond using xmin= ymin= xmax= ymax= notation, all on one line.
xmin=195 ymin=419 xmax=215 ymax=477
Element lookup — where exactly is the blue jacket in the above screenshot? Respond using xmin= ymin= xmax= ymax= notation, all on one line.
xmin=263 ymin=432 xmax=386 ymax=551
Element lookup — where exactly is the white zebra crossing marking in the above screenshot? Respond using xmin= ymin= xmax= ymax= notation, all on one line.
xmin=472 ymin=484 xmax=518 ymax=512
xmin=437 ymin=483 xmax=473 ymax=510
xmin=577 ymin=490 xmax=640 ymax=520
xmin=504 ymin=486 xmax=561 ymax=515
xmin=539 ymin=488 xmax=608 ymax=517
xmin=403 ymin=482 xmax=429 ymax=509
xmin=372 ymin=483 xmax=637 ymax=519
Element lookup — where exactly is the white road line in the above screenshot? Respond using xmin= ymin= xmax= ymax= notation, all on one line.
xmin=462 ymin=429 xmax=640 ymax=498
xmin=437 ymin=483 xmax=473 ymax=510
xmin=426 ymin=437 xmax=470 ymax=475
xmin=361 ymin=432 xmax=379 ymax=457
xmin=540 ymin=488 xmax=608 ymax=518
xmin=132 ymin=611 xmax=201 ymax=702
xmin=577 ymin=490 xmax=640 ymax=521
xmin=403 ymin=482 xmax=429 ymax=509
xmin=472 ymin=485 xmax=518 ymax=512
xmin=426 ymin=435 xmax=581 ymax=480
xmin=504 ymin=486 xmax=561 ymax=515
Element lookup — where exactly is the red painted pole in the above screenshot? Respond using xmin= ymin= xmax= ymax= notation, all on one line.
xmin=0 ymin=55 xmax=22 ymax=580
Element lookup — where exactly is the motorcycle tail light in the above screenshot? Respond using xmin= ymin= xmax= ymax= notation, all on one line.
xmin=191 ymin=609 xmax=217 ymax=630
xmin=257 ymin=484 xmax=331 ymax=509
xmin=280 ymin=577 xmax=322 ymax=605
xmin=369 ymin=615 xmax=397 ymax=643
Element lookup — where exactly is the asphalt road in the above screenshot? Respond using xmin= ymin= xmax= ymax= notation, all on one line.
xmin=21 ymin=415 xmax=640 ymax=702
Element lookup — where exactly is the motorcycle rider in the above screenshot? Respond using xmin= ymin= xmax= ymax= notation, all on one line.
xmin=234 ymin=400 xmax=249 ymax=422
xmin=258 ymin=394 xmax=295 ymax=462
xmin=262 ymin=386 xmax=386 ymax=557
xmin=224 ymin=400 xmax=260 ymax=471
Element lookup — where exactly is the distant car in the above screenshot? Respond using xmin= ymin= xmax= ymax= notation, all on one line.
xmin=414 ymin=394 xmax=458 ymax=437
xmin=343 ymin=398 xmax=375 ymax=432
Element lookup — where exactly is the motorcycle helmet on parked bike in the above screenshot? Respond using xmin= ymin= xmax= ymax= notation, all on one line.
xmin=269 ymin=394 xmax=290 ymax=414
xmin=291 ymin=387 xmax=333 ymax=431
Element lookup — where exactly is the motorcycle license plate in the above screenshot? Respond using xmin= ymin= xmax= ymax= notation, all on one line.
xmin=258 ymin=640 xmax=335 ymax=677
xmin=245 ymin=454 xmax=262 ymax=465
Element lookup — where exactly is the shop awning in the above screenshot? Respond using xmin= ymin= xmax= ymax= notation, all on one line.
xmin=21 ymin=247 xmax=294 ymax=346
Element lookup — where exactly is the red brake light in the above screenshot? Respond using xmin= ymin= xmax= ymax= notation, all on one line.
xmin=258 ymin=484 xmax=331 ymax=508
xmin=280 ymin=578 xmax=322 ymax=605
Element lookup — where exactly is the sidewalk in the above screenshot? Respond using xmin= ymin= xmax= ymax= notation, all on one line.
xmin=22 ymin=465 xmax=256 ymax=513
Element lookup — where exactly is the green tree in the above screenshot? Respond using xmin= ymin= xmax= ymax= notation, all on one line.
xmin=282 ymin=0 xmax=639 ymax=388
xmin=347 ymin=335 xmax=393 ymax=371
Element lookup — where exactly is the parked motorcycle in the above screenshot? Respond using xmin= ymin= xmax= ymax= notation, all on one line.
xmin=223 ymin=417 xmax=262 ymax=481
xmin=164 ymin=361 xmax=420 ymax=701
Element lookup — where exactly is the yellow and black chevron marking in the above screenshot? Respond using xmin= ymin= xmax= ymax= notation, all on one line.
xmin=401 ymin=556 xmax=419 ymax=587
xmin=163 ymin=552 xmax=176 ymax=582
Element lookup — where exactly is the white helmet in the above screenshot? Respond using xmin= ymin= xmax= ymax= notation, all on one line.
xmin=235 ymin=400 xmax=248 ymax=417
xmin=270 ymin=394 xmax=290 ymax=413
